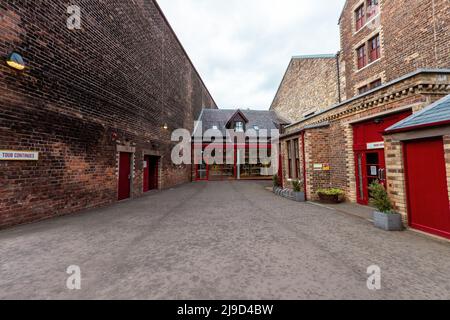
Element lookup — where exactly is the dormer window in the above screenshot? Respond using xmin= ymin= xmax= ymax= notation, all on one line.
xmin=235 ymin=122 xmax=244 ymax=132
xmin=226 ymin=110 xmax=248 ymax=132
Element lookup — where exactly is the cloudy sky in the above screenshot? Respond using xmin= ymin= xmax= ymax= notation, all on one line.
xmin=158 ymin=0 xmax=346 ymax=110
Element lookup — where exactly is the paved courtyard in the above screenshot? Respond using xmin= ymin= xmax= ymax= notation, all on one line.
xmin=1 ymin=181 xmax=450 ymax=300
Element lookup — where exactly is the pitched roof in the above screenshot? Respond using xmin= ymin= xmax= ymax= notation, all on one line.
xmin=194 ymin=109 xmax=290 ymax=136
xmin=269 ymin=53 xmax=337 ymax=111
xmin=338 ymin=0 xmax=349 ymax=25
xmin=225 ymin=110 xmax=249 ymax=127
xmin=386 ymin=94 xmax=450 ymax=133
xmin=292 ymin=54 xmax=336 ymax=60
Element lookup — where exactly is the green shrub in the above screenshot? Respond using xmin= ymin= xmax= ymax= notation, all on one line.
xmin=317 ymin=188 xmax=345 ymax=196
xmin=292 ymin=180 xmax=302 ymax=192
xmin=272 ymin=175 xmax=280 ymax=187
xmin=369 ymin=181 xmax=394 ymax=213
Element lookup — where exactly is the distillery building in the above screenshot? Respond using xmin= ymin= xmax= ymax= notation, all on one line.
xmin=0 ymin=1 xmax=216 ymax=228
xmin=192 ymin=109 xmax=289 ymax=181
xmin=271 ymin=0 xmax=450 ymax=239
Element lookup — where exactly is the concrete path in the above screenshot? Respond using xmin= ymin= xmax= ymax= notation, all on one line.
xmin=1 ymin=181 xmax=449 ymax=300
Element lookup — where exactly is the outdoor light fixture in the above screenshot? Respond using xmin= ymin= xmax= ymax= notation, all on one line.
xmin=6 ymin=52 xmax=26 ymax=70
xmin=374 ymin=118 xmax=383 ymax=124
xmin=163 ymin=123 xmax=169 ymax=130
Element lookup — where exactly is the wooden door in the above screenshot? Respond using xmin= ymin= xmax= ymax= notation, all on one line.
xmin=118 ymin=153 xmax=131 ymax=200
xmin=405 ymin=137 xmax=450 ymax=239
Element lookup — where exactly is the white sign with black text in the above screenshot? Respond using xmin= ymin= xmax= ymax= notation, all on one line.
xmin=367 ymin=142 xmax=385 ymax=150
xmin=0 ymin=150 xmax=39 ymax=161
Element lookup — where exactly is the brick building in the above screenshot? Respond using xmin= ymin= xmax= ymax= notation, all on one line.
xmin=0 ymin=0 xmax=216 ymax=228
xmin=384 ymin=94 xmax=450 ymax=239
xmin=270 ymin=55 xmax=341 ymax=122
xmin=192 ymin=109 xmax=289 ymax=181
xmin=272 ymin=0 xmax=450 ymax=239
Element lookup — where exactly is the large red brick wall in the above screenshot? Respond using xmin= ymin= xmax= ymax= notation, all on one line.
xmin=339 ymin=0 xmax=450 ymax=99
xmin=0 ymin=0 xmax=216 ymax=228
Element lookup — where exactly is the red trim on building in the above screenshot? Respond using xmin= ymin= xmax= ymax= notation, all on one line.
xmin=301 ymin=132 xmax=308 ymax=200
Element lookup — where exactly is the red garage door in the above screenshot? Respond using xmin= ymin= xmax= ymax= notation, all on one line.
xmin=404 ymin=137 xmax=450 ymax=239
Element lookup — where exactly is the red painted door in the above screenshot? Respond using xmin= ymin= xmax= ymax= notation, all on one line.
xmin=118 ymin=153 xmax=131 ymax=201
xmin=143 ymin=156 xmax=150 ymax=192
xmin=278 ymin=148 xmax=283 ymax=188
xmin=353 ymin=110 xmax=412 ymax=205
xmin=355 ymin=150 xmax=386 ymax=205
xmin=405 ymin=137 xmax=450 ymax=239
xmin=149 ymin=157 xmax=159 ymax=190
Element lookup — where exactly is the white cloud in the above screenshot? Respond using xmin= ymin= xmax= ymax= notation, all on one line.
xmin=158 ymin=0 xmax=346 ymax=110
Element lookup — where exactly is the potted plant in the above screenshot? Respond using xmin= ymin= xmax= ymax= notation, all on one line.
xmin=369 ymin=182 xmax=403 ymax=231
xmin=317 ymin=188 xmax=345 ymax=203
xmin=291 ymin=180 xmax=306 ymax=202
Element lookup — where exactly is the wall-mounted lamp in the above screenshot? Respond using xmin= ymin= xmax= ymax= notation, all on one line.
xmin=163 ymin=123 xmax=169 ymax=130
xmin=6 ymin=52 xmax=26 ymax=71
xmin=374 ymin=118 xmax=383 ymax=124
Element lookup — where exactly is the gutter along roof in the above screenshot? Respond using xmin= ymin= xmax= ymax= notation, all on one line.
xmin=284 ymin=69 xmax=450 ymax=130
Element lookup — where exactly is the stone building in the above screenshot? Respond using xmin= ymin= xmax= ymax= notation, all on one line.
xmin=0 ymin=0 xmax=216 ymax=228
xmin=273 ymin=0 xmax=450 ymax=239
xmin=270 ymin=55 xmax=341 ymax=122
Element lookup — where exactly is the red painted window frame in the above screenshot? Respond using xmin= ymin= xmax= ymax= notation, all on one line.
xmin=193 ymin=143 xmax=273 ymax=181
xmin=357 ymin=44 xmax=367 ymax=69
xmin=293 ymin=138 xmax=300 ymax=179
xmin=286 ymin=140 xmax=293 ymax=179
xmin=355 ymin=5 xmax=365 ymax=31
xmin=301 ymin=132 xmax=307 ymax=200
xmin=369 ymin=34 xmax=381 ymax=62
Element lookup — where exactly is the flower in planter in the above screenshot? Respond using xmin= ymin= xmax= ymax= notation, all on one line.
xmin=369 ymin=181 xmax=394 ymax=213
xmin=317 ymin=188 xmax=345 ymax=196
xmin=369 ymin=181 xmax=403 ymax=231
xmin=292 ymin=179 xmax=302 ymax=193
xmin=316 ymin=188 xmax=345 ymax=203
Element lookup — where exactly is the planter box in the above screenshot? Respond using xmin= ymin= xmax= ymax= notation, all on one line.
xmin=318 ymin=193 xmax=344 ymax=204
xmin=373 ymin=211 xmax=404 ymax=231
xmin=293 ymin=191 xmax=305 ymax=202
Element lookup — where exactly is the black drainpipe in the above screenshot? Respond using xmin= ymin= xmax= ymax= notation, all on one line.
xmin=336 ymin=51 xmax=342 ymax=103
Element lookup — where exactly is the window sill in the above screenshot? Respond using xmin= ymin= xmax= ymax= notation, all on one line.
xmin=355 ymin=58 xmax=381 ymax=73
xmin=353 ymin=13 xmax=380 ymax=36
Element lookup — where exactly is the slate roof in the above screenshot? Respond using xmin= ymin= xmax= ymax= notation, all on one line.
xmin=386 ymin=94 xmax=450 ymax=133
xmin=193 ymin=109 xmax=290 ymax=137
